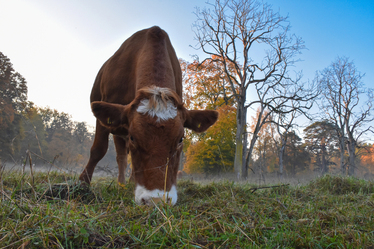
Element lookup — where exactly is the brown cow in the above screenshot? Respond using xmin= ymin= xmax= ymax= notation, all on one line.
xmin=79 ymin=26 xmax=218 ymax=205
xmin=177 ymin=170 xmax=184 ymax=179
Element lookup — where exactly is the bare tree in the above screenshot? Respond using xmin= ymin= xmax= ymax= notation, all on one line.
xmin=270 ymin=107 xmax=297 ymax=179
xmin=193 ymin=0 xmax=317 ymax=178
xmin=317 ymin=56 xmax=374 ymax=175
xmin=192 ymin=0 xmax=314 ymax=178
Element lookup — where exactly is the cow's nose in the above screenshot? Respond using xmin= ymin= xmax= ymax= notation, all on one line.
xmin=141 ymin=198 xmax=147 ymax=205
xmin=141 ymin=197 xmax=163 ymax=206
xmin=135 ymin=184 xmax=178 ymax=206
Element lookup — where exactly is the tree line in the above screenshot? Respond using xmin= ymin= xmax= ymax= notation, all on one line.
xmin=0 ymin=52 xmax=117 ymax=169
xmin=180 ymin=56 xmax=374 ymax=179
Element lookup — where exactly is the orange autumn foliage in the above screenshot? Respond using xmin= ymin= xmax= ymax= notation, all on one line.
xmin=184 ymin=105 xmax=236 ymax=174
xmin=180 ymin=56 xmax=237 ymax=110
xmin=360 ymin=144 xmax=374 ymax=174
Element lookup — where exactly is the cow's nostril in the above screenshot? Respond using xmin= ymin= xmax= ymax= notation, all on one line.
xmin=141 ymin=198 xmax=154 ymax=206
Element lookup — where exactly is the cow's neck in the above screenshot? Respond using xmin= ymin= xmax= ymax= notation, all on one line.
xmin=135 ymin=36 xmax=176 ymax=91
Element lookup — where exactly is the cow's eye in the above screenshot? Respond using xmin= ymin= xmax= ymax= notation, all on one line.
xmin=130 ymin=136 xmax=134 ymax=142
xmin=179 ymin=137 xmax=184 ymax=143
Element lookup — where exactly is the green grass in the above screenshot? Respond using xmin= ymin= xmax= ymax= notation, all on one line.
xmin=1 ymin=171 xmax=374 ymax=248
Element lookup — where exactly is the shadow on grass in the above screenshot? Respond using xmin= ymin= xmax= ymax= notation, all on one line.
xmin=44 ymin=181 xmax=97 ymax=203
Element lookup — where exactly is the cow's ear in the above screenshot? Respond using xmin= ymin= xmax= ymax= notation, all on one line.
xmin=184 ymin=109 xmax=218 ymax=133
xmin=91 ymin=101 xmax=131 ymax=128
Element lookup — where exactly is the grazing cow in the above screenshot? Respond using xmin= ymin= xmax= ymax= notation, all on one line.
xmin=177 ymin=170 xmax=184 ymax=179
xmin=79 ymin=26 xmax=218 ymax=205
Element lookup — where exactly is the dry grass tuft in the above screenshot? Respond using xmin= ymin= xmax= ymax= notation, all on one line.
xmin=308 ymin=174 xmax=374 ymax=195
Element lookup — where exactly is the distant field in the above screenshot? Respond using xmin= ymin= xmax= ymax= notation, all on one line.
xmin=1 ymin=169 xmax=374 ymax=248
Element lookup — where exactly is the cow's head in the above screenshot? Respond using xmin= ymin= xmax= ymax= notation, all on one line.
xmin=91 ymin=86 xmax=218 ymax=205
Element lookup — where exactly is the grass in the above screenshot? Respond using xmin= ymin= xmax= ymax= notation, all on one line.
xmin=1 ymin=170 xmax=374 ymax=248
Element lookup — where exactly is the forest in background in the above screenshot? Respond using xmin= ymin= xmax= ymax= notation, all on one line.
xmin=0 ymin=52 xmax=117 ymax=171
xmin=1 ymin=48 xmax=374 ymax=179
xmin=180 ymin=57 xmax=374 ymax=180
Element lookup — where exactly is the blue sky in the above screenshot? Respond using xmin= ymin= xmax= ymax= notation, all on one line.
xmin=0 ymin=0 xmax=373 ymax=128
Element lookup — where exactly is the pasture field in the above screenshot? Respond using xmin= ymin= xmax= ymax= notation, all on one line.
xmin=1 ymin=170 xmax=374 ymax=248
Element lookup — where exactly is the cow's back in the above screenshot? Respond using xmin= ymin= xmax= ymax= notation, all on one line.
xmin=90 ymin=26 xmax=182 ymax=106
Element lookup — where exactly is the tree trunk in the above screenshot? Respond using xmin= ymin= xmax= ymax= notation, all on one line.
xmin=321 ymin=141 xmax=327 ymax=174
xmin=347 ymin=139 xmax=356 ymax=176
xmin=279 ymin=140 xmax=286 ymax=179
xmin=338 ymin=136 xmax=346 ymax=175
xmin=346 ymin=122 xmax=356 ymax=176
xmin=244 ymin=131 xmax=258 ymax=179
xmin=321 ymin=150 xmax=327 ymax=174
xmin=242 ymin=129 xmax=248 ymax=178
xmin=234 ymin=99 xmax=246 ymax=180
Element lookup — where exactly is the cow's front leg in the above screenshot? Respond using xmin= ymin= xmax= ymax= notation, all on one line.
xmin=113 ymin=135 xmax=129 ymax=184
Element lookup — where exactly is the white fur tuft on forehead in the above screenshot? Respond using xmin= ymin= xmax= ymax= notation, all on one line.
xmin=136 ymin=87 xmax=178 ymax=121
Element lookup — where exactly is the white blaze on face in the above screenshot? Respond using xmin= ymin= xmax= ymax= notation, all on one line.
xmin=136 ymin=99 xmax=177 ymax=121
xmin=135 ymin=185 xmax=178 ymax=205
